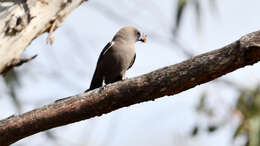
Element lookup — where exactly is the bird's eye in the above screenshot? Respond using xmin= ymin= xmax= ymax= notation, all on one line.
xmin=136 ymin=32 xmax=141 ymax=37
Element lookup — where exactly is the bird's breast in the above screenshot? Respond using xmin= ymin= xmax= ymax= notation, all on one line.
xmin=102 ymin=46 xmax=135 ymax=72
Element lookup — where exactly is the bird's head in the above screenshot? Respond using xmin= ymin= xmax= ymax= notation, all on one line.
xmin=113 ymin=26 xmax=147 ymax=44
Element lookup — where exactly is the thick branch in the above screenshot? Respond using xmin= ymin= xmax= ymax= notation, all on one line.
xmin=0 ymin=0 xmax=86 ymax=74
xmin=1 ymin=30 xmax=260 ymax=145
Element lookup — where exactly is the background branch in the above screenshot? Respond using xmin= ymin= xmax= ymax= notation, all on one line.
xmin=0 ymin=0 xmax=86 ymax=74
xmin=0 ymin=30 xmax=260 ymax=146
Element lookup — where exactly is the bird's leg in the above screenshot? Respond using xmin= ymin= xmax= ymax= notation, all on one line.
xmin=120 ymin=73 xmax=128 ymax=80
xmin=98 ymin=84 xmax=108 ymax=93
xmin=122 ymin=74 xmax=128 ymax=80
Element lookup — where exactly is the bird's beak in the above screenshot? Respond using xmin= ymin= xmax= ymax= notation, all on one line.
xmin=138 ymin=33 xmax=147 ymax=43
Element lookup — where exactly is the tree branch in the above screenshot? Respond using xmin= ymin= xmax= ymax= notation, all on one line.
xmin=1 ymin=30 xmax=260 ymax=145
xmin=1 ymin=54 xmax=37 ymax=75
xmin=0 ymin=0 xmax=86 ymax=74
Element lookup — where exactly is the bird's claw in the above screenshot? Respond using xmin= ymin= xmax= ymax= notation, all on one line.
xmin=122 ymin=75 xmax=128 ymax=80
xmin=98 ymin=84 xmax=107 ymax=93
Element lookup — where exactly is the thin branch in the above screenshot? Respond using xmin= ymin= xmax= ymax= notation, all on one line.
xmin=1 ymin=30 xmax=260 ymax=146
xmin=2 ymin=55 xmax=37 ymax=75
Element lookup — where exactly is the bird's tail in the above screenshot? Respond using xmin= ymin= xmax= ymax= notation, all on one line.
xmin=88 ymin=68 xmax=103 ymax=91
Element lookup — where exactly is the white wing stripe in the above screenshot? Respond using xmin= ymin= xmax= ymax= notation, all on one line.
xmin=102 ymin=41 xmax=114 ymax=56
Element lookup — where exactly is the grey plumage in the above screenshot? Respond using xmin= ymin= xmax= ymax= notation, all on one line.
xmin=88 ymin=26 xmax=146 ymax=90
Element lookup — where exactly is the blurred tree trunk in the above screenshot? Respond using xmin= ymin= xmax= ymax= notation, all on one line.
xmin=0 ymin=0 xmax=85 ymax=74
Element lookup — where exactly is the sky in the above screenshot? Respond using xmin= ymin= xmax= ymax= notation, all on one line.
xmin=1 ymin=0 xmax=260 ymax=146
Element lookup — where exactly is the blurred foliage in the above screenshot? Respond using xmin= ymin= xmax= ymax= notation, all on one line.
xmin=192 ymin=85 xmax=260 ymax=146
xmin=196 ymin=91 xmax=206 ymax=112
xmin=174 ymin=0 xmax=188 ymax=35
xmin=191 ymin=92 xmax=220 ymax=137
xmin=234 ymin=85 xmax=260 ymax=146
xmin=45 ymin=131 xmax=57 ymax=141
xmin=173 ymin=0 xmax=217 ymax=35
xmin=196 ymin=92 xmax=215 ymax=118
xmin=3 ymin=69 xmax=22 ymax=112
xmin=191 ymin=125 xmax=199 ymax=136
xmin=3 ymin=69 xmax=58 ymax=143
xmin=207 ymin=125 xmax=218 ymax=133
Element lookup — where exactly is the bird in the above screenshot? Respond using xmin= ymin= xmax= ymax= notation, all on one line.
xmin=88 ymin=26 xmax=146 ymax=91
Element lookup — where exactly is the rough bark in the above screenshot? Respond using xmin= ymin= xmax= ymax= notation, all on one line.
xmin=0 ymin=30 xmax=260 ymax=145
xmin=0 ymin=0 xmax=85 ymax=74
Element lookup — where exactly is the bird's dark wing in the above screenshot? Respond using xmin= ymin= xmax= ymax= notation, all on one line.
xmin=89 ymin=42 xmax=113 ymax=90
xmin=95 ymin=42 xmax=114 ymax=65
xmin=100 ymin=42 xmax=113 ymax=57
xmin=128 ymin=54 xmax=136 ymax=69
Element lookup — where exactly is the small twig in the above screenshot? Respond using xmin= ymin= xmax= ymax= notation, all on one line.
xmin=39 ymin=0 xmax=48 ymax=5
xmin=2 ymin=55 xmax=37 ymax=75
xmin=47 ymin=19 xmax=60 ymax=44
